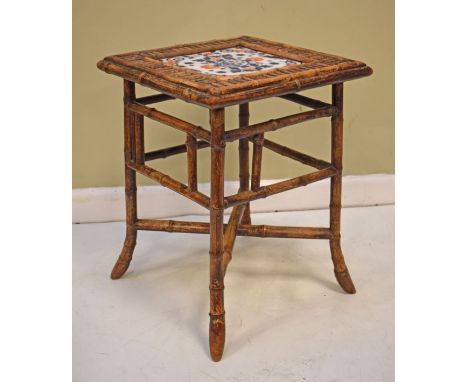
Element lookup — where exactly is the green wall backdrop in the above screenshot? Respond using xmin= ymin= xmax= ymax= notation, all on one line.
xmin=73 ymin=0 xmax=394 ymax=188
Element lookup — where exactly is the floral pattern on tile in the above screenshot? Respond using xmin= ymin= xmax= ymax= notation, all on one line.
xmin=162 ymin=47 xmax=301 ymax=76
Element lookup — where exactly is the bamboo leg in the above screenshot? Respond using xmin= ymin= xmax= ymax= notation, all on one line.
xmin=186 ymin=134 xmax=198 ymax=191
xmin=329 ymin=83 xmax=356 ymax=294
xmin=209 ymin=108 xmax=226 ymax=362
xmin=111 ymin=80 xmax=139 ymax=279
xmin=134 ymin=114 xmax=145 ymax=165
xmin=251 ymin=133 xmax=264 ymax=193
xmin=238 ymin=103 xmax=251 ymax=224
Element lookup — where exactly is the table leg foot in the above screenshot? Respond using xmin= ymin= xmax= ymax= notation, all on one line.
xmin=110 ymin=230 xmax=136 ymax=279
xmin=209 ymin=313 xmax=225 ymax=362
xmin=330 ymin=239 xmax=356 ymax=294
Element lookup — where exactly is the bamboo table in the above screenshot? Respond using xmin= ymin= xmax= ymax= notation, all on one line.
xmin=97 ymin=36 xmax=372 ymax=361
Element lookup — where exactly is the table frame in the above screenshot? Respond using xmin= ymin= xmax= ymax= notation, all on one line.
xmin=110 ymin=79 xmax=355 ymax=361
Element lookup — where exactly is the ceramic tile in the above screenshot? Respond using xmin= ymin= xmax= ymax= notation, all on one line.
xmin=162 ymin=47 xmax=301 ymax=76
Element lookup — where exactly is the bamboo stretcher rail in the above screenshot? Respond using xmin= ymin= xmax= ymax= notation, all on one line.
xmin=222 ymin=205 xmax=246 ymax=275
xmin=224 ymin=166 xmax=338 ymax=208
xmin=279 ymin=93 xmax=331 ymax=109
xmin=134 ymin=219 xmax=331 ymax=239
xmin=127 ymin=102 xmax=212 ymax=142
xmin=126 ymin=162 xmax=210 ymax=209
xmin=144 ymin=140 xmax=210 ymax=161
xmin=251 ymin=137 xmax=331 ymax=169
xmin=224 ymin=106 xmax=336 ymax=142
xmin=136 ymin=93 xmax=175 ymax=105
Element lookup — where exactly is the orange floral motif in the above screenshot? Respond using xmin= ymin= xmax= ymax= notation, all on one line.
xmin=201 ymin=64 xmax=217 ymax=69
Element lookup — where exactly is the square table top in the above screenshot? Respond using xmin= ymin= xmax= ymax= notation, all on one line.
xmin=97 ymin=36 xmax=372 ymax=108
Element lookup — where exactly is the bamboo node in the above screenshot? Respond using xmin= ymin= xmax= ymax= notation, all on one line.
xmin=299 ymin=177 xmax=309 ymax=186
xmin=138 ymin=72 xmax=147 ymax=82
xmin=182 ymin=89 xmax=192 ymax=98
xmin=186 ymin=138 xmax=197 ymax=148
xmin=209 ymin=312 xmax=225 ymax=318
xmin=253 ymin=135 xmax=265 ymax=144
xmin=141 ymin=107 xmax=152 ymax=117
xmin=210 ymin=88 xmax=222 ymax=96
xmin=167 ymin=219 xmax=175 ymax=232
xmin=210 ymin=142 xmax=226 ymax=151
xmin=209 ymin=282 xmax=225 ymax=291
xmin=159 ymin=174 xmax=169 ymax=186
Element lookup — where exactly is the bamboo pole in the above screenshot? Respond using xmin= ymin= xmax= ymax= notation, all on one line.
xmin=186 ymin=134 xmax=198 ymax=191
xmin=253 ymin=138 xmax=331 ymax=169
xmin=134 ymin=114 xmax=145 ymax=164
xmin=111 ymin=80 xmax=138 ymax=280
xmin=134 ymin=219 xmax=331 ymax=239
xmin=251 ymin=133 xmax=264 ymax=199
xmin=241 ymin=224 xmax=330 ymax=239
xmin=224 ymin=167 xmax=337 ymax=208
xmin=127 ymin=162 xmax=210 ymax=209
xmin=279 ymin=93 xmax=332 ymax=109
xmin=238 ymin=103 xmax=251 ymax=224
xmin=329 ymin=83 xmax=356 ymax=294
xmin=127 ymin=102 xmax=211 ymax=142
xmin=144 ymin=140 xmax=210 ymax=161
xmin=208 ymin=108 xmax=226 ymax=362
xmin=143 ymin=37 xmax=239 ymax=59
xmin=136 ymin=93 xmax=174 ymax=105
xmin=222 ymin=205 xmax=246 ymax=275
xmin=224 ymin=106 xmax=336 ymax=142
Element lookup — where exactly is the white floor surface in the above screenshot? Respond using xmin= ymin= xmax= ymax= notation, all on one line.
xmin=73 ymin=205 xmax=394 ymax=382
